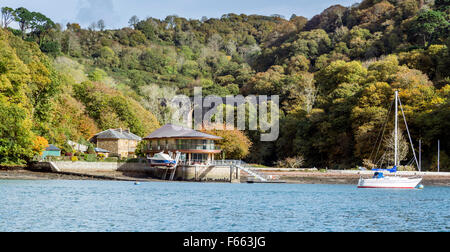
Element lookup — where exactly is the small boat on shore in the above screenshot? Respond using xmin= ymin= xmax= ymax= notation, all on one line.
xmin=358 ymin=91 xmax=422 ymax=189
xmin=149 ymin=152 xmax=176 ymax=167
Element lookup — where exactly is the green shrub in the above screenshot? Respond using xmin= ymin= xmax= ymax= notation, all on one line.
xmin=125 ymin=158 xmax=140 ymax=163
xmin=40 ymin=41 xmax=61 ymax=57
xmin=104 ymin=157 xmax=119 ymax=162
xmin=84 ymin=154 xmax=97 ymax=162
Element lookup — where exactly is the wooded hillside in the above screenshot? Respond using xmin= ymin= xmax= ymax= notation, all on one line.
xmin=0 ymin=0 xmax=448 ymax=169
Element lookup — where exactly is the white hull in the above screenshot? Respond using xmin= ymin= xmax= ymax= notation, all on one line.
xmin=148 ymin=152 xmax=176 ymax=167
xmin=358 ymin=176 xmax=422 ymax=189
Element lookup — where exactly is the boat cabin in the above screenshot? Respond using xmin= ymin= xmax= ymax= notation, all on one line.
xmin=372 ymin=172 xmax=384 ymax=179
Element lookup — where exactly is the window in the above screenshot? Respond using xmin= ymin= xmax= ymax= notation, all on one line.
xmin=192 ymin=153 xmax=208 ymax=163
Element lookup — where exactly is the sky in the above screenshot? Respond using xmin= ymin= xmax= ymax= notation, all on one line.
xmin=0 ymin=0 xmax=360 ymax=29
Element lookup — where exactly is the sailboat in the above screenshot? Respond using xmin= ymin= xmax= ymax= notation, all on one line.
xmin=357 ymin=91 xmax=423 ymax=189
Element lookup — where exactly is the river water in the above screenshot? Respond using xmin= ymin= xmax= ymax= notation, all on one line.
xmin=0 ymin=180 xmax=449 ymax=232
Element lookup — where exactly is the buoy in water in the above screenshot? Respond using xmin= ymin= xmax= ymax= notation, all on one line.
xmin=417 ymin=184 xmax=424 ymax=190
xmin=134 ymin=182 xmax=140 ymax=185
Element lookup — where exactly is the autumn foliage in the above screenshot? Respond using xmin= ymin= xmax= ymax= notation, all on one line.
xmin=32 ymin=136 xmax=48 ymax=156
xmin=202 ymin=124 xmax=252 ymax=160
xmin=0 ymin=1 xmax=449 ymax=170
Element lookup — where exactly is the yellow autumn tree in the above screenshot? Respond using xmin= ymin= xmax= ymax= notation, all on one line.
xmin=202 ymin=123 xmax=252 ymax=160
xmin=32 ymin=136 xmax=48 ymax=156
xmin=0 ymin=30 xmax=34 ymax=164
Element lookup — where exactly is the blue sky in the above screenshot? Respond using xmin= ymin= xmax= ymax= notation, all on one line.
xmin=1 ymin=0 xmax=360 ymax=29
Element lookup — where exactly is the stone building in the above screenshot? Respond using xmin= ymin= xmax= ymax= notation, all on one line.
xmin=143 ymin=124 xmax=222 ymax=164
xmin=90 ymin=128 xmax=142 ymax=158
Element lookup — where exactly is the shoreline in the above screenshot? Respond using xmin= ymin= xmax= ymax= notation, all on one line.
xmin=263 ymin=171 xmax=450 ymax=186
xmin=1 ymin=168 xmax=450 ymax=186
xmin=0 ymin=168 xmax=161 ymax=182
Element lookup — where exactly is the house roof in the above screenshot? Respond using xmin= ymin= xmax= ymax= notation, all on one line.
xmin=95 ymin=147 xmax=110 ymax=153
xmin=144 ymin=124 xmax=222 ymax=140
xmin=121 ymin=130 xmax=142 ymax=141
xmin=45 ymin=144 xmax=61 ymax=151
xmin=93 ymin=129 xmax=142 ymax=141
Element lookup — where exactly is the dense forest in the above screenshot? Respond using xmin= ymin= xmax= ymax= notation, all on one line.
xmin=0 ymin=0 xmax=449 ymax=170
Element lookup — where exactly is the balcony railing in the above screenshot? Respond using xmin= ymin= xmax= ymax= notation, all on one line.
xmin=175 ymin=160 xmax=246 ymax=166
xmin=210 ymin=160 xmax=246 ymax=166
xmin=145 ymin=144 xmax=220 ymax=152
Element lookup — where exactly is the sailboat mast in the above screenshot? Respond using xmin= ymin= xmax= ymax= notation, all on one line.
xmin=419 ymin=139 xmax=422 ymax=172
xmin=395 ymin=90 xmax=399 ymax=167
xmin=438 ymin=140 xmax=440 ymax=172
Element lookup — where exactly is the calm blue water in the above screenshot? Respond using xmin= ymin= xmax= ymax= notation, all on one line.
xmin=0 ymin=180 xmax=449 ymax=232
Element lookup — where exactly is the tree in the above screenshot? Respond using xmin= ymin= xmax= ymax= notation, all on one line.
xmin=96 ymin=46 xmax=119 ymax=68
xmin=40 ymin=41 xmax=61 ymax=56
xmin=135 ymin=141 xmax=146 ymax=157
xmin=1 ymin=7 xmax=16 ymax=28
xmin=97 ymin=19 xmax=105 ymax=31
xmin=382 ymin=130 xmax=409 ymax=166
xmin=245 ymin=65 xmax=285 ymax=95
xmin=202 ymin=124 xmax=252 ymax=160
xmin=351 ymin=82 xmax=393 ymax=162
xmin=346 ymin=27 xmax=375 ymax=58
xmin=281 ymin=72 xmax=316 ymax=113
xmin=305 ymin=5 xmax=347 ymax=32
xmin=87 ymin=143 xmax=95 ymax=154
xmin=32 ymin=136 xmax=48 ymax=156
xmin=29 ymin=12 xmax=56 ymax=45
xmin=66 ymin=22 xmax=81 ymax=32
xmin=412 ymin=10 xmax=449 ymax=47
xmin=73 ymin=80 xmax=159 ymax=137
xmin=88 ymin=22 xmax=97 ymax=31
xmin=434 ymin=0 xmax=450 ymax=12
xmin=285 ymin=54 xmax=310 ymax=74
xmin=0 ymin=37 xmax=34 ymax=164
xmin=289 ymin=29 xmax=331 ymax=59
xmin=14 ymin=7 xmax=33 ymax=38
xmin=367 ymin=55 xmax=400 ymax=82
xmin=207 ymin=34 xmax=223 ymax=51
xmin=61 ymin=29 xmax=81 ymax=57
xmin=139 ymin=49 xmax=166 ymax=73
xmin=140 ymin=84 xmax=177 ymax=125
xmin=10 ymin=8 xmax=56 ymax=43
xmin=135 ymin=19 xmax=158 ymax=41
xmin=129 ymin=15 xmax=139 ymax=28
xmin=316 ymin=60 xmax=367 ymax=95
xmin=277 ymin=155 xmax=305 ymax=168
xmin=0 ymin=101 xmax=34 ymax=164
